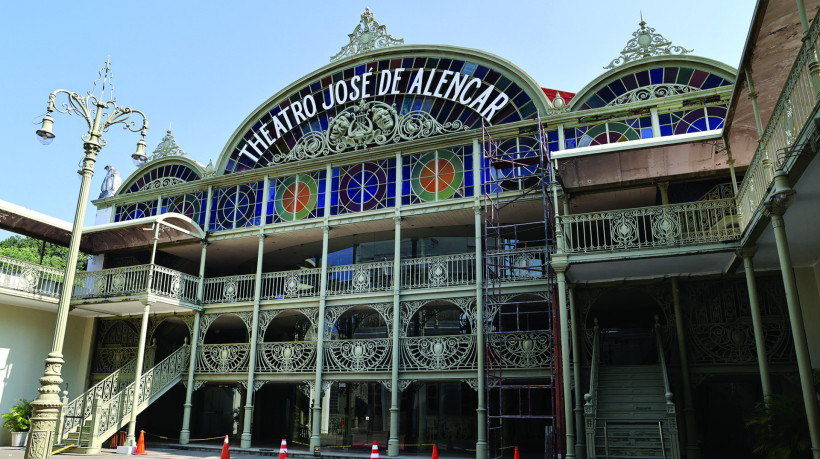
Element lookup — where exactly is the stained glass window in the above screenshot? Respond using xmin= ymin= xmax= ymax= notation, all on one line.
xmin=334 ymin=158 xmax=396 ymax=215
xmin=124 ymin=164 xmax=200 ymax=193
xmin=483 ymin=136 xmax=543 ymax=193
xmin=658 ymin=106 xmax=728 ymax=136
xmin=578 ymin=66 xmax=732 ymax=110
xmin=267 ymin=171 xmax=326 ymax=223
xmin=578 ymin=121 xmax=642 ymax=147
xmin=210 ymin=182 xmax=263 ymax=231
xmin=161 ymin=192 xmax=207 ymax=226
xmin=402 ymin=147 xmax=472 ymax=204
xmin=115 ymin=200 xmax=157 ymax=222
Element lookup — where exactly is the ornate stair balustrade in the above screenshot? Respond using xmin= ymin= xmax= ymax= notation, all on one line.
xmin=196 ymin=343 xmax=250 ymax=373
xmin=256 ymin=341 xmax=317 ymax=372
xmin=73 ymin=265 xmax=150 ymax=299
xmin=0 ymin=254 xmax=64 ymax=297
xmin=62 ymin=357 xmax=138 ymax=438
xmin=485 ymin=248 xmax=549 ymax=282
xmin=150 ymin=265 xmax=199 ymax=303
xmin=400 ymin=334 xmax=477 ymax=371
xmin=203 ymin=273 xmax=256 ymax=303
xmin=92 ymin=345 xmax=190 ymax=446
xmin=486 ymin=331 xmax=552 ymax=369
xmin=261 ymin=268 xmax=321 ymax=299
xmin=584 ymin=322 xmax=600 ymax=458
xmin=324 ymin=338 xmax=392 ymax=372
xmin=557 ymin=198 xmax=740 ymax=254
xmin=655 ymin=322 xmax=681 ymax=459
xmin=737 ymin=15 xmax=820 ymax=230
xmin=326 ymin=260 xmax=393 ymax=295
xmin=400 ymin=252 xmax=476 ymax=289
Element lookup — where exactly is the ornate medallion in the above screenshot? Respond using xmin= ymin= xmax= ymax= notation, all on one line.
xmin=275 ymin=175 xmax=318 ymax=221
xmin=223 ymin=280 xmax=238 ymax=301
xmin=339 ymin=162 xmax=387 ymax=212
xmin=110 ymin=273 xmax=126 ymax=293
xmin=351 ymin=267 xmax=371 ymax=292
xmin=411 ymin=150 xmax=464 ymax=202
xmin=428 ymin=260 xmax=448 ymax=285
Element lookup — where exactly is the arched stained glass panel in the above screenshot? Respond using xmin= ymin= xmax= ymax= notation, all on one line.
xmin=115 ymin=201 xmax=156 ymax=222
xmin=125 ymin=164 xmax=200 ymax=193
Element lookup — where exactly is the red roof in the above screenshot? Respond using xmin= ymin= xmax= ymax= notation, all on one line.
xmin=541 ymin=87 xmax=575 ymax=106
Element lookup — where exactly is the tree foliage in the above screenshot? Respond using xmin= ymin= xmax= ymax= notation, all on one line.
xmin=0 ymin=235 xmax=88 ymax=271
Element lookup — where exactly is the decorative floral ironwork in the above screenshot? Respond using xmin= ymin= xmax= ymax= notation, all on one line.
xmin=400 ymin=335 xmax=477 ymax=371
xmin=324 ymin=338 xmax=392 ymax=372
xmin=487 ymin=332 xmax=552 ymax=369
xmin=257 ymin=341 xmax=317 ymax=372
xmin=330 ymin=8 xmax=404 ymax=62
xmin=351 ymin=266 xmax=371 ymax=292
xmin=148 ymin=129 xmax=188 ymax=162
xmin=283 ymin=100 xmax=466 ymax=164
xmin=197 ymin=344 xmax=250 ymax=373
xmin=609 ymin=84 xmax=694 ymax=105
xmin=141 ymin=177 xmax=186 ymax=191
xmin=427 ymin=259 xmax=448 ymax=285
xmin=605 ymin=19 xmax=692 ymax=69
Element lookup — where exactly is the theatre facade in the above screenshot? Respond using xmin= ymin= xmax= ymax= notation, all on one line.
xmin=3 ymin=3 xmax=820 ymax=459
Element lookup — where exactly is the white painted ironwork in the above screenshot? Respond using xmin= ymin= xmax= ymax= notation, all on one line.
xmin=326 ymin=260 xmax=393 ymax=295
xmin=608 ymin=84 xmax=694 ymax=106
xmin=73 ymin=265 xmax=150 ymax=299
xmin=196 ymin=343 xmax=250 ymax=373
xmin=485 ymin=248 xmax=549 ymax=281
xmin=62 ymin=357 xmax=138 ymax=436
xmin=330 ymin=8 xmax=404 ymax=62
xmin=151 ymin=265 xmax=198 ymax=303
xmin=558 ymin=199 xmax=740 ymax=253
xmin=203 ymin=273 xmax=256 ymax=303
xmin=400 ymin=334 xmax=477 ymax=371
xmin=256 ymin=341 xmax=317 ymax=372
xmin=324 ymin=338 xmax=392 ymax=372
xmin=0 ymin=255 xmax=64 ymax=297
xmin=400 ymin=253 xmax=476 ymax=289
xmin=605 ymin=19 xmax=692 ymax=69
xmin=487 ymin=331 xmax=552 ymax=369
xmin=261 ymin=268 xmax=321 ymax=299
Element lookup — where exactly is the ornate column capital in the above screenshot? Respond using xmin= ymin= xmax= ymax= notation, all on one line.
xmin=551 ymin=255 xmax=569 ymax=273
xmin=257 ymin=233 xmax=266 ymax=242
xmin=392 ymin=215 xmax=403 ymax=225
xmin=472 ymin=205 xmax=482 ymax=215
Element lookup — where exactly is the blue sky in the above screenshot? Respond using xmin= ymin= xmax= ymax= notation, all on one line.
xmin=0 ymin=1 xmax=754 ymax=234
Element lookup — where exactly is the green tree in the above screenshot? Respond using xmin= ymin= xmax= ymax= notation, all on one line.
xmin=0 ymin=235 xmax=88 ymax=271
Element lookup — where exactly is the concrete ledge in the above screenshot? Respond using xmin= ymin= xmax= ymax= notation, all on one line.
xmin=116 ymin=445 xmax=136 ymax=455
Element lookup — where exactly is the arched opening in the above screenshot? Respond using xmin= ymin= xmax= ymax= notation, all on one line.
xmin=587 ymin=288 xmax=665 ymax=365
xmin=203 ymin=314 xmax=249 ymax=344
xmin=407 ymin=301 xmax=471 ymax=337
xmin=262 ymin=311 xmax=313 ymax=342
xmin=151 ymin=317 xmax=190 ymax=362
xmin=334 ymin=306 xmax=388 ymax=339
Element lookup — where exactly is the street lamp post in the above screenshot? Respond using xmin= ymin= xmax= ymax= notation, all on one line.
xmin=25 ymin=60 xmax=148 ymax=459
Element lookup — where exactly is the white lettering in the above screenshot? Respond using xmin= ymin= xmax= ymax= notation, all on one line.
xmin=247 ymin=132 xmax=268 ymax=156
xmin=361 ymin=72 xmax=372 ymax=98
xmin=335 ymin=81 xmax=348 ymax=104
xmin=433 ymin=70 xmax=452 ymax=98
xmin=459 ymin=78 xmax=482 ymax=105
xmin=272 ymin=115 xmax=288 ymax=137
xmin=291 ymin=101 xmax=307 ymax=124
xmin=391 ymin=68 xmax=404 ymax=94
xmin=279 ymin=106 xmax=294 ymax=129
xmin=303 ymin=95 xmax=318 ymax=117
xmin=350 ymin=75 xmax=361 ymax=101
xmin=321 ymin=89 xmax=335 ymax=110
xmin=469 ymin=85 xmax=495 ymax=113
xmin=443 ymin=72 xmax=468 ymax=100
xmin=378 ymin=70 xmax=391 ymax=95
xmin=482 ymin=92 xmax=510 ymax=122
xmin=259 ymin=124 xmax=275 ymax=144
xmin=422 ymin=69 xmax=436 ymax=96
xmin=407 ymin=69 xmax=424 ymax=94
xmin=238 ymin=144 xmax=259 ymax=162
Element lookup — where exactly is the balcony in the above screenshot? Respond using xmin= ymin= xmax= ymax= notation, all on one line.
xmin=72 ymin=264 xmax=199 ymax=306
xmin=557 ymin=198 xmax=740 ymax=254
xmin=0 ymin=254 xmax=64 ymax=299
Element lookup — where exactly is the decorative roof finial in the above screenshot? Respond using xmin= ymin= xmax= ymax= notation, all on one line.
xmin=330 ymin=7 xmax=405 ymax=62
xmin=604 ymin=18 xmax=693 ymax=69
xmin=148 ymin=128 xmax=188 ymax=162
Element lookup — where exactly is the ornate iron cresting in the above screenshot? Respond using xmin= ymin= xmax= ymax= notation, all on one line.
xmin=0 ymin=255 xmax=64 ymax=297
xmin=284 ymin=100 xmax=467 ymax=164
xmin=257 ymin=341 xmax=317 ymax=372
xmin=558 ymin=198 xmax=740 ymax=253
xmin=330 ymin=8 xmax=404 ymax=62
xmin=604 ymin=19 xmax=692 ymax=69
xmin=147 ymin=129 xmax=187 ymax=162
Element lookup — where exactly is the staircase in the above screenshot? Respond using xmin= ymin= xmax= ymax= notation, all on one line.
xmin=594 ymin=365 xmax=674 ymax=458
xmin=59 ymin=345 xmax=190 ymax=453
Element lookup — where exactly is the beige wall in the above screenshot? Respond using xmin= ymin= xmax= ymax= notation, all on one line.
xmin=796 ymin=260 xmax=820 ymax=368
xmin=0 ymin=302 xmax=94 ymax=445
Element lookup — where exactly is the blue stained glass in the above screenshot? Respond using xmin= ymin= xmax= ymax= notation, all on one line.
xmin=650 ymin=68 xmax=663 ymax=84
xmin=690 ymin=118 xmax=708 ymax=132
xmin=660 ymin=125 xmax=673 ymax=136
xmin=565 ymin=139 xmax=577 ymax=149
xmin=639 ymin=117 xmax=652 ymax=128
xmin=473 ymin=66 xmax=489 ymax=79
xmin=462 ymin=62 xmax=477 ymax=76
xmin=355 ymin=65 xmax=365 ymax=75
xmin=513 ymin=92 xmax=530 ymax=107
xmin=450 ymin=60 xmax=464 ymax=71
xmin=641 ymin=128 xmax=654 ymax=138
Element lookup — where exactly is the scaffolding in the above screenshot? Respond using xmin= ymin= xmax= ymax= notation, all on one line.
xmin=483 ymin=114 xmax=562 ymax=459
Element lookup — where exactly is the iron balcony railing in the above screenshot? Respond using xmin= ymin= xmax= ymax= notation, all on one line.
xmin=0 ymin=254 xmax=64 ymax=297
xmin=557 ymin=198 xmax=740 ymax=254
xmin=72 ymin=264 xmax=198 ymax=303
xmin=736 ymin=13 xmax=820 ymax=230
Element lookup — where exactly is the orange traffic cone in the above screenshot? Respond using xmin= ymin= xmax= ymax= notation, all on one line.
xmin=134 ymin=430 xmax=147 ymax=455
xmin=370 ymin=440 xmax=379 ymax=458
xmin=278 ymin=438 xmax=288 ymax=459
xmin=513 ymin=446 xmax=521 ymax=459
xmin=431 ymin=443 xmax=438 ymax=459
xmin=220 ymin=435 xmax=230 ymax=459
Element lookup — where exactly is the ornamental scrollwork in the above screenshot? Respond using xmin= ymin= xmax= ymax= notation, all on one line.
xmin=487 ymin=332 xmax=552 ymax=369
xmin=257 ymin=341 xmax=317 ymax=372
xmin=196 ymin=344 xmax=250 ymax=373
xmin=400 ymin=335 xmax=477 ymax=371
xmin=283 ymin=100 xmax=467 ymax=164
xmin=142 ymin=177 xmax=186 ymax=191
xmin=608 ymin=84 xmax=695 ymax=106
xmin=461 ymin=378 xmax=479 ymax=391
xmin=330 ymin=8 xmax=405 ymax=62
xmin=604 ymin=20 xmax=692 ymax=69
xmin=147 ymin=129 xmax=188 ymax=162
xmin=324 ymin=338 xmax=392 ymax=372
xmin=257 ymin=310 xmax=282 ymax=341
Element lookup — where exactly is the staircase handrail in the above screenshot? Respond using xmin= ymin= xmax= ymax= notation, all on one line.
xmin=62 ymin=357 xmax=138 ymax=436
xmin=93 ymin=344 xmax=190 ymax=443
xmin=584 ymin=318 xmax=600 ymax=458
xmin=654 ymin=318 xmax=682 ymax=459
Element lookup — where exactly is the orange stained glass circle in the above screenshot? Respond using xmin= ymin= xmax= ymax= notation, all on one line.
xmin=281 ymin=182 xmax=312 ymax=213
xmin=419 ymin=158 xmax=456 ymax=193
